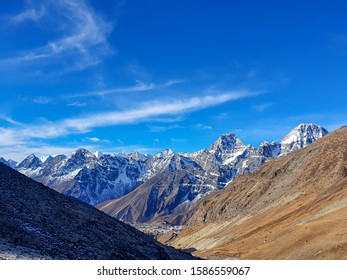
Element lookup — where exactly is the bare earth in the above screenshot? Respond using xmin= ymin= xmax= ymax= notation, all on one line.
xmin=165 ymin=126 xmax=347 ymax=259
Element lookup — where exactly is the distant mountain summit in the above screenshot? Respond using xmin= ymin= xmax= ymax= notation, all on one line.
xmin=280 ymin=123 xmax=328 ymax=155
xmin=17 ymin=154 xmax=41 ymax=169
xmin=8 ymin=123 xmax=328 ymax=225
xmin=208 ymin=133 xmax=249 ymax=164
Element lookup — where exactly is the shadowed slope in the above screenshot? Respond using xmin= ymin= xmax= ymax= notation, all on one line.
xmin=0 ymin=163 xmax=193 ymax=260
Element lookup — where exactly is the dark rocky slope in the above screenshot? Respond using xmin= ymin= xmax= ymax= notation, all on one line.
xmin=0 ymin=163 xmax=193 ymax=260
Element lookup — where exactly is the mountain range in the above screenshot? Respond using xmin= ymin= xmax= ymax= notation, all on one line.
xmin=164 ymin=126 xmax=347 ymax=259
xmin=0 ymin=123 xmax=328 ymax=226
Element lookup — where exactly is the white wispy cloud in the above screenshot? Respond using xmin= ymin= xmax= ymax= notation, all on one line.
xmin=67 ymin=101 xmax=87 ymax=107
xmin=252 ymin=103 xmax=273 ymax=112
xmin=67 ymin=79 xmax=185 ymax=98
xmin=194 ymin=123 xmax=213 ymax=130
xmin=0 ymin=90 xmax=258 ymax=145
xmin=0 ymin=116 xmax=24 ymax=127
xmin=148 ymin=124 xmax=182 ymax=132
xmin=4 ymin=0 xmax=113 ymax=72
xmin=86 ymin=137 xmax=110 ymax=143
xmin=162 ymin=79 xmax=186 ymax=87
xmin=11 ymin=6 xmax=46 ymax=24
xmin=34 ymin=96 xmax=53 ymax=104
xmin=55 ymin=91 xmax=256 ymax=135
xmin=68 ymin=80 xmax=155 ymax=98
xmin=0 ymin=128 xmax=25 ymax=146
xmin=86 ymin=137 xmax=100 ymax=142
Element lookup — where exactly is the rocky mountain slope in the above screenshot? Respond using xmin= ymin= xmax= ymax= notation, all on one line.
xmin=165 ymin=126 xmax=347 ymax=259
xmin=0 ymin=163 xmax=193 ymax=260
xmin=15 ymin=149 xmax=148 ymax=206
xmin=7 ymin=123 xmax=328 ymax=225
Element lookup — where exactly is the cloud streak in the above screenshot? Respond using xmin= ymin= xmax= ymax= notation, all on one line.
xmin=67 ymin=79 xmax=185 ymax=98
xmin=194 ymin=123 xmax=213 ymax=130
xmin=11 ymin=6 xmax=46 ymax=24
xmin=252 ymin=103 xmax=273 ymax=112
xmin=1 ymin=90 xmax=258 ymax=144
xmin=67 ymin=101 xmax=87 ymax=107
xmin=34 ymin=96 xmax=53 ymax=104
xmin=148 ymin=124 xmax=182 ymax=132
xmin=86 ymin=137 xmax=110 ymax=143
xmin=4 ymin=0 xmax=113 ymax=72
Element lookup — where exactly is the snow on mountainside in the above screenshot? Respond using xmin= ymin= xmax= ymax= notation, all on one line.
xmin=209 ymin=133 xmax=249 ymax=164
xmin=280 ymin=123 xmax=329 ymax=156
xmin=7 ymin=123 xmax=328 ymax=224
xmin=97 ymin=124 xmax=329 ymax=225
xmin=18 ymin=149 xmax=146 ymax=205
xmin=17 ymin=154 xmax=42 ymax=170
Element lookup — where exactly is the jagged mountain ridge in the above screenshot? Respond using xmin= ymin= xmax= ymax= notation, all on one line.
xmin=6 ymin=123 xmax=328 ymax=224
xmin=0 ymin=163 xmax=193 ymax=260
xmin=165 ymin=126 xmax=347 ymax=260
xmin=97 ymin=123 xmax=328 ymax=224
xmin=15 ymin=149 xmax=147 ymax=205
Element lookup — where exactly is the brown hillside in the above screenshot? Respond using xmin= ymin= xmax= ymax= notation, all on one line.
xmin=97 ymin=171 xmax=195 ymax=225
xmin=166 ymin=126 xmax=347 ymax=259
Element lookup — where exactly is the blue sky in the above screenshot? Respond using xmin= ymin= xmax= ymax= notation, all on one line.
xmin=0 ymin=0 xmax=346 ymax=161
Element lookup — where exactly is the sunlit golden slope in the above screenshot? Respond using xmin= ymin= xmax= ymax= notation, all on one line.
xmin=167 ymin=126 xmax=347 ymax=259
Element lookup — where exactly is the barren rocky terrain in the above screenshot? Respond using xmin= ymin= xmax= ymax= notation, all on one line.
xmin=0 ymin=163 xmax=193 ymax=260
xmin=0 ymin=239 xmax=52 ymax=260
xmin=165 ymin=126 xmax=347 ymax=259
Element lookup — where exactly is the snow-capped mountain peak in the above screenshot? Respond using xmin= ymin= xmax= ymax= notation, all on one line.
xmin=280 ymin=123 xmax=328 ymax=156
xmin=70 ymin=148 xmax=95 ymax=157
xmin=68 ymin=148 xmax=97 ymax=163
xmin=17 ymin=154 xmax=42 ymax=170
xmin=40 ymin=155 xmax=57 ymax=164
xmin=209 ymin=133 xmax=248 ymax=164
xmin=61 ymin=148 xmax=98 ymax=172
xmin=153 ymin=149 xmax=175 ymax=160
xmin=210 ymin=133 xmax=246 ymax=153
xmin=128 ymin=151 xmax=149 ymax=161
